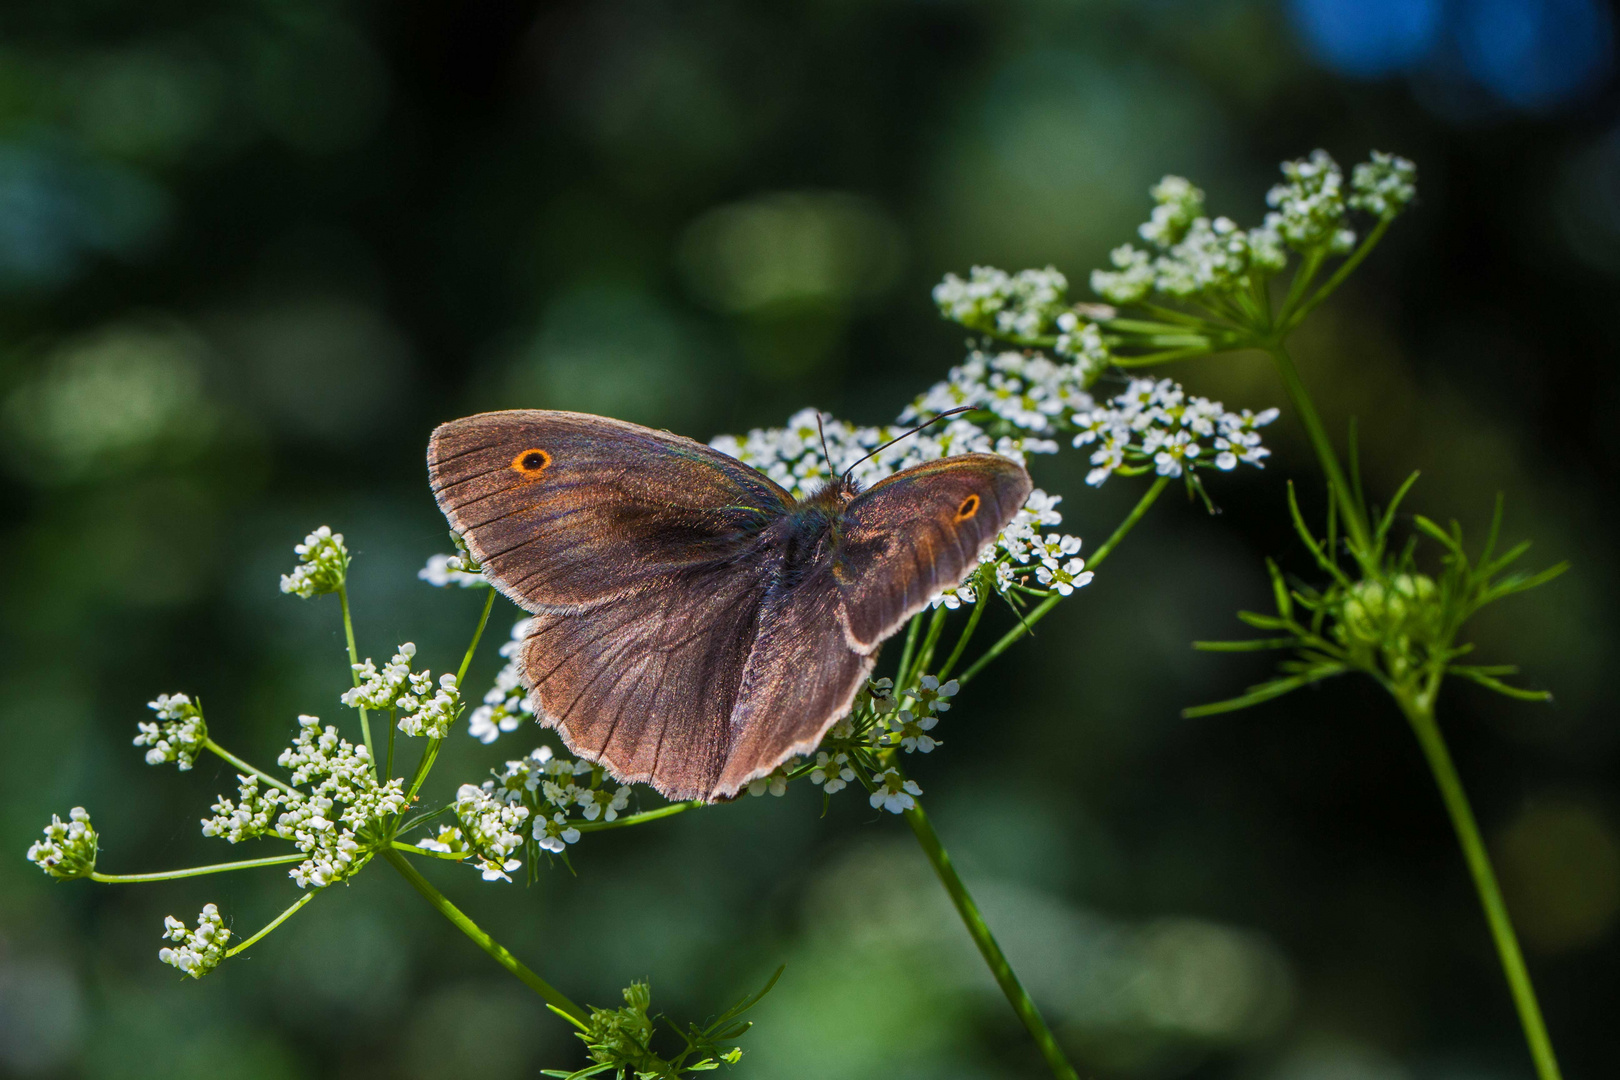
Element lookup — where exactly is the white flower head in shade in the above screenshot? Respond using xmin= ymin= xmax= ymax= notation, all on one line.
xmin=135 ymin=693 xmax=207 ymax=770
xmin=279 ymin=526 xmax=348 ymax=598
xmin=748 ymin=764 xmax=792 ymax=797
xmin=810 ymin=751 xmax=855 ymax=794
xmin=869 ymin=768 xmax=922 ymax=814
xmin=1350 ymin=151 xmax=1417 ymax=222
xmin=26 ymin=807 xmax=97 ymax=879
xmin=159 ymin=904 xmax=230 ymax=978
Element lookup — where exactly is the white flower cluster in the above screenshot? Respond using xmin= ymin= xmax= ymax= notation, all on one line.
xmin=1350 ymin=151 xmax=1417 ymax=221
xmin=870 ymin=675 xmax=957 ymax=754
xmin=159 ymin=904 xmax=230 ymax=978
xmin=134 ymin=693 xmax=207 ymax=771
xmin=1073 ymin=378 xmax=1278 ymax=487
xmin=1266 ymin=149 xmax=1356 ymax=254
xmin=930 ymin=267 xmax=1107 ymax=369
xmin=449 ymin=782 xmax=530 ymax=881
xmin=1091 ymin=176 xmax=1285 ymax=305
xmin=418 ymin=552 xmax=487 ymax=588
xmin=201 ymin=716 xmax=406 ymax=889
xmin=279 ymin=526 xmax=348 ymax=599
xmin=468 ymin=620 xmax=535 ymax=744
xmin=341 ymin=643 xmax=462 ymax=739
xmin=902 ymin=348 xmax=1097 ymax=436
xmin=1089 ymin=151 xmax=1416 ymax=307
xmin=26 ymin=807 xmax=97 ymax=879
xmin=417 ymin=745 xmax=634 ymax=879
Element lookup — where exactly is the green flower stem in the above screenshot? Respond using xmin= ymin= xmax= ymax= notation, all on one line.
xmin=204 ymin=739 xmax=298 ymax=795
xmin=457 ymin=588 xmax=497 ymax=685
xmin=406 ymin=589 xmax=497 ymax=804
xmin=383 ymin=847 xmax=587 ymax=1023
xmin=391 ymin=840 xmax=467 ymax=860
xmin=1276 ymin=247 xmax=1325 ymax=324
xmin=1399 ymin=694 xmax=1563 ymax=1080
xmin=338 ymin=582 xmax=375 ymax=778
xmin=958 ymin=475 xmax=1170 ymax=687
xmin=902 ymin=796 xmax=1078 ymax=1080
xmin=225 ymin=890 xmax=318 ymax=957
xmin=1111 ymin=345 xmax=1218 ymax=367
xmin=907 ymin=606 xmax=949 ymax=688
xmin=1263 ymin=343 xmax=1371 ymax=555
xmin=573 ymin=800 xmax=703 ymax=833
xmin=89 ymin=853 xmax=306 ymax=883
xmin=896 ymin=613 xmax=924 ymax=689
xmin=935 ymin=588 xmax=989 ymax=682
xmin=1284 ymin=218 xmax=1391 ymax=332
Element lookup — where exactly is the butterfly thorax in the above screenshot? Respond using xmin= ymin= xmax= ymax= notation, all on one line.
xmin=766 ymin=477 xmax=856 ymax=589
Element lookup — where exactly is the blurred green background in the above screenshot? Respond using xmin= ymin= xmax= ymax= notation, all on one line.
xmin=2 ymin=0 xmax=1617 ymax=1077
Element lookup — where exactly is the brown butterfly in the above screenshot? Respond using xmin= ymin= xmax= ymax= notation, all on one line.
xmin=427 ymin=410 xmax=1031 ymax=802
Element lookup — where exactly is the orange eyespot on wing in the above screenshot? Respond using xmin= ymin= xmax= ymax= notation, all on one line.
xmin=511 ymin=448 xmax=551 ymax=476
xmin=955 ymin=493 xmax=980 ymax=521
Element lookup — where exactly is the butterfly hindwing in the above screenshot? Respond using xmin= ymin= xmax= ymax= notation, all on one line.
xmin=836 ymin=455 xmax=1033 ymax=649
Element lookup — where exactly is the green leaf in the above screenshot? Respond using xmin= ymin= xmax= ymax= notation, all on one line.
xmin=1182 ymin=666 xmax=1347 ymax=718
xmin=1266 ymin=558 xmax=1293 ymax=618
xmin=1449 ymin=667 xmax=1553 ymax=702
xmin=1412 ymin=514 xmax=1462 ymax=555
xmin=1375 ymin=471 xmax=1420 ymax=544
xmin=1236 ymin=611 xmax=1295 ymax=631
xmin=1193 ymin=638 xmax=1298 ymax=652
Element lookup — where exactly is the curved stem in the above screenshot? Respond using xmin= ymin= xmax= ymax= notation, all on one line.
xmin=1400 ymin=698 xmax=1563 ymax=1080
xmin=205 ymin=739 xmax=298 ymax=795
xmin=90 ymin=852 xmax=305 ymax=883
xmin=573 ymin=800 xmax=702 ymax=833
xmin=226 ymin=890 xmax=318 ymax=956
xmin=958 ymin=476 xmax=1169 ymax=687
xmin=338 ymin=582 xmax=375 ymax=777
xmin=384 ymin=847 xmax=587 ymax=1023
xmin=1284 ymin=219 xmax=1391 ymax=331
xmin=902 ymin=797 xmax=1078 ymax=1080
xmin=1264 ymin=344 xmax=1371 ymax=556
xmin=406 ymin=589 xmax=498 ymax=804
xmin=457 ymin=588 xmax=497 ymax=686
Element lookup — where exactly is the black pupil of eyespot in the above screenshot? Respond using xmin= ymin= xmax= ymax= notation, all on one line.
xmin=524 ymin=453 xmax=544 ymax=469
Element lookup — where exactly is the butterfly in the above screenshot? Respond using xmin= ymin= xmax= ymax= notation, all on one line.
xmin=427 ymin=410 xmax=1032 ymax=802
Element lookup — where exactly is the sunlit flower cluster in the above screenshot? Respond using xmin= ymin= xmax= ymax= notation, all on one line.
xmin=159 ymin=904 xmax=230 ymax=979
xmin=341 ymin=643 xmax=463 ymax=739
xmin=467 ymin=619 xmax=536 ymax=744
xmin=1073 ymin=378 xmax=1278 ymax=487
xmin=451 ymin=782 xmax=530 ymax=881
xmin=279 ymin=526 xmax=348 ymax=599
xmin=26 ymin=807 xmax=97 ymax=879
xmin=201 ymin=715 xmax=405 ymax=889
xmin=135 ymin=693 xmax=207 ymax=770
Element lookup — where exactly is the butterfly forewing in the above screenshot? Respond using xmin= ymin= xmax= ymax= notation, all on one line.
xmin=428 ymin=410 xmax=792 ymax=611
xmin=836 ymin=455 xmax=1033 ymax=648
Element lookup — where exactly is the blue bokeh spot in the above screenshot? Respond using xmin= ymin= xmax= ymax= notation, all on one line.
xmin=1288 ymin=0 xmax=1444 ymax=78
xmin=1456 ymin=0 xmax=1614 ymax=110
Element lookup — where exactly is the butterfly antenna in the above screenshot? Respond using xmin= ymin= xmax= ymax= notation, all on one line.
xmin=815 ymin=410 xmax=835 ymax=477
xmin=841 ymin=406 xmax=974 ymax=483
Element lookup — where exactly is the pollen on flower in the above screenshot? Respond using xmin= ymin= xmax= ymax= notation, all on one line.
xmin=135 ymin=693 xmax=207 ymax=770
xmin=158 ymin=904 xmax=230 ymax=978
xmin=279 ymin=526 xmax=348 ymax=599
xmin=26 ymin=807 xmax=97 ymax=879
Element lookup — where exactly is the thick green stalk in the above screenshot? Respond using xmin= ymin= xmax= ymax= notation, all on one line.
xmin=903 ymin=798 xmax=1078 ymax=1080
xmin=1264 ymin=344 xmax=1371 ymax=555
xmin=384 ymin=847 xmax=587 ymax=1022
xmin=1399 ymin=695 xmax=1562 ymax=1080
xmin=90 ymin=853 xmax=305 ymax=883
xmin=205 ymin=739 xmax=297 ymax=795
xmin=935 ymin=588 xmax=988 ymax=682
xmin=338 ymin=582 xmax=375 ymax=776
xmin=958 ymin=475 xmax=1169 ymax=687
